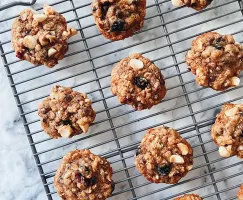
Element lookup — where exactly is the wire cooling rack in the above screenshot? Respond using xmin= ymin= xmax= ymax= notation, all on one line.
xmin=1 ymin=0 xmax=243 ymax=199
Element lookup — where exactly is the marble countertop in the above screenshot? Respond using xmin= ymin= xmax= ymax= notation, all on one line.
xmin=1 ymin=0 xmax=243 ymax=200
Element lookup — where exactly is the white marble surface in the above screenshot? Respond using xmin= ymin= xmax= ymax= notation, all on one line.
xmin=1 ymin=0 xmax=243 ymax=200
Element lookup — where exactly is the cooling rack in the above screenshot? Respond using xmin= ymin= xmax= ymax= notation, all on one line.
xmin=1 ymin=0 xmax=243 ymax=199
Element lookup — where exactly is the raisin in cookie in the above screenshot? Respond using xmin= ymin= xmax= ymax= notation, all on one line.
xmin=211 ymin=103 xmax=243 ymax=158
xmin=11 ymin=5 xmax=77 ymax=68
xmin=54 ymin=149 xmax=114 ymax=200
xmin=174 ymin=194 xmax=202 ymax=200
xmin=186 ymin=32 xmax=243 ymax=91
xmin=111 ymin=53 xmax=166 ymax=110
xmin=91 ymin=0 xmax=146 ymax=41
xmin=38 ymin=85 xmax=96 ymax=139
xmin=135 ymin=127 xmax=193 ymax=184
xmin=172 ymin=0 xmax=213 ymax=10
xmin=238 ymin=184 xmax=243 ymax=200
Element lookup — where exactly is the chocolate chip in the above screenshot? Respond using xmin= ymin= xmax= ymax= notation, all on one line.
xmin=135 ymin=146 xmax=141 ymax=156
xmin=240 ymin=132 xmax=243 ymax=137
xmin=101 ymin=2 xmax=110 ymax=19
xmin=213 ymin=37 xmax=224 ymax=50
xmin=111 ymin=180 xmax=115 ymax=193
xmin=157 ymin=165 xmax=172 ymax=175
xmin=92 ymin=6 xmax=97 ymax=12
xmin=87 ymin=176 xmax=97 ymax=186
xmin=111 ymin=19 xmax=125 ymax=32
xmin=62 ymin=120 xmax=72 ymax=126
xmin=134 ymin=77 xmax=149 ymax=90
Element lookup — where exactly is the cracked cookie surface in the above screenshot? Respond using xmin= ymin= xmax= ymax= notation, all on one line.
xmin=172 ymin=0 xmax=213 ymax=11
xmin=38 ymin=85 xmax=96 ymax=139
xmin=111 ymin=53 xmax=166 ymax=110
xmin=135 ymin=127 xmax=193 ymax=184
xmin=11 ymin=5 xmax=77 ymax=67
xmin=54 ymin=149 xmax=114 ymax=200
xmin=91 ymin=0 xmax=146 ymax=41
xmin=211 ymin=103 xmax=243 ymax=158
xmin=186 ymin=32 xmax=243 ymax=91
xmin=174 ymin=194 xmax=202 ymax=200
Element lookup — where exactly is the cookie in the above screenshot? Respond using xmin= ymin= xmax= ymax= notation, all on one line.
xmin=11 ymin=5 xmax=77 ymax=68
xmin=38 ymin=85 xmax=96 ymax=139
xmin=211 ymin=103 xmax=243 ymax=158
xmin=54 ymin=149 xmax=114 ymax=200
xmin=237 ymin=184 xmax=243 ymax=200
xmin=174 ymin=194 xmax=202 ymax=200
xmin=135 ymin=127 xmax=193 ymax=184
xmin=186 ymin=32 xmax=243 ymax=91
xmin=91 ymin=0 xmax=146 ymax=41
xmin=111 ymin=53 xmax=166 ymax=110
xmin=172 ymin=0 xmax=213 ymax=10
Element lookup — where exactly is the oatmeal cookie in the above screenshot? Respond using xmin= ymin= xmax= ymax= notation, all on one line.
xmin=11 ymin=5 xmax=77 ymax=68
xmin=38 ymin=85 xmax=96 ymax=139
xmin=54 ymin=149 xmax=114 ymax=200
xmin=211 ymin=103 xmax=243 ymax=158
xmin=172 ymin=0 xmax=213 ymax=10
xmin=91 ymin=0 xmax=146 ymax=41
xmin=186 ymin=32 xmax=243 ymax=91
xmin=238 ymin=184 xmax=243 ymax=200
xmin=174 ymin=194 xmax=202 ymax=200
xmin=135 ymin=127 xmax=193 ymax=184
xmin=111 ymin=53 xmax=166 ymax=110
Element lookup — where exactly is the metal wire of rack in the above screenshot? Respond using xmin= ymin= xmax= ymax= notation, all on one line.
xmin=1 ymin=0 xmax=243 ymax=199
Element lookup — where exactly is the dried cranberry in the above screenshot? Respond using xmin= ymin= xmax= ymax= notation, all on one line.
xmin=157 ymin=165 xmax=172 ymax=175
xmin=87 ymin=176 xmax=97 ymax=186
xmin=16 ymin=52 xmax=24 ymax=60
xmin=134 ymin=77 xmax=149 ymax=90
xmin=111 ymin=19 xmax=125 ymax=32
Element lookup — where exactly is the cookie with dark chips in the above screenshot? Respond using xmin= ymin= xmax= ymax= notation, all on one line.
xmin=54 ymin=149 xmax=114 ymax=200
xmin=172 ymin=0 xmax=213 ymax=11
xmin=11 ymin=5 xmax=77 ymax=67
xmin=186 ymin=32 xmax=243 ymax=91
xmin=174 ymin=194 xmax=202 ymax=200
xmin=38 ymin=85 xmax=96 ymax=139
xmin=211 ymin=103 xmax=243 ymax=158
xmin=135 ymin=127 xmax=193 ymax=184
xmin=91 ymin=0 xmax=146 ymax=41
xmin=111 ymin=53 xmax=166 ymax=110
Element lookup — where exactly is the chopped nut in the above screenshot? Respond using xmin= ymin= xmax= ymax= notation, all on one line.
xmin=127 ymin=0 xmax=134 ymax=4
xmin=23 ymin=35 xmax=37 ymax=49
xmin=231 ymin=76 xmax=240 ymax=86
xmin=63 ymin=28 xmax=78 ymax=39
xmin=238 ymin=145 xmax=243 ymax=151
xmin=187 ymin=165 xmax=193 ymax=171
xmin=177 ymin=143 xmax=189 ymax=155
xmin=130 ymin=59 xmax=144 ymax=70
xmin=58 ymin=125 xmax=73 ymax=138
xmin=43 ymin=4 xmax=55 ymax=15
xmin=171 ymin=0 xmax=184 ymax=7
xmin=33 ymin=14 xmax=47 ymax=22
xmin=48 ymin=48 xmax=57 ymax=57
xmin=169 ymin=155 xmax=185 ymax=164
xmin=218 ymin=146 xmax=231 ymax=157
xmin=80 ymin=124 xmax=89 ymax=133
xmin=225 ymin=107 xmax=239 ymax=117
xmin=38 ymin=32 xmax=49 ymax=46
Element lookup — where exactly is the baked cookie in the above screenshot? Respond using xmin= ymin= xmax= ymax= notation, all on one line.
xmin=186 ymin=32 xmax=243 ymax=91
xmin=38 ymin=85 xmax=96 ymax=139
xmin=11 ymin=5 xmax=77 ymax=68
xmin=111 ymin=53 xmax=166 ymax=110
xmin=211 ymin=103 xmax=243 ymax=158
xmin=54 ymin=149 xmax=114 ymax=200
xmin=91 ymin=0 xmax=146 ymax=41
xmin=135 ymin=127 xmax=193 ymax=184
xmin=172 ymin=0 xmax=213 ymax=11
xmin=174 ymin=194 xmax=202 ymax=200
xmin=237 ymin=184 xmax=243 ymax=200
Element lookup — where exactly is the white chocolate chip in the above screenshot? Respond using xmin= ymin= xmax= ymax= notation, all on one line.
xmin=218 ymin=146 xmax=231 ymax=158
xmin=58 ymin=125 xmax=73 ymax=138
xmin=187 ymin=165 xmax=193 ymax=171
xmin=130 ymin=59 xmax=144 ymax=70
xmin=231 ymin=76 xmax=240 ymax=86
xmin=127 ymin=0 xmax=134 ymax=4
xmin=48 ymin=48 xmax=57 ymax=57
xmin=177 ymin=143 xmax=189 ymax=155
xmin=238 ymin=145 xmax=243 ymax=151
xmin=33 ymin=14 xmax=47 ymax=22
xmin=170 ymin=155 xmax=185 ymax=164
xmin=225 ymin=107 xmax=239 ymax=117
xmin=23 ymin=35 xmax=37 ymax=49
xmin=43 ymin=5 xmax=55 ymax=15
xmin=171 ymin=0 xmax=184 ymax=7
xmin=80 ymin=124 xmax=89 ymax=133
